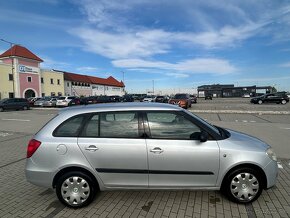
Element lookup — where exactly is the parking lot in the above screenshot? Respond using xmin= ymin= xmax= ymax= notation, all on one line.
xmin=0 ymin=98 xmax=290 ymax=218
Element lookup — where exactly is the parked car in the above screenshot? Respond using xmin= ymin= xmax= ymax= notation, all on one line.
xmin=205 ymin=94 xmax=213 ymax=100
xmin=43 ymin=97 xmax=59 ymax=107
xmin=0 ymin=98 xmax=30 ymax=112
xmin=34 ymin=97 xmax=51 ymax=107
xmin=168 ymin=93 xmax=191 ymax=109
xmin=95 ymin=96 xmax=113 ymax=104
xmin=25 ymin=103 xmax=278 ymax=208
xmin=109 ymin=95 xmax=121 ymax=102
xmin=250 ymin=93 xmax=289 ymax=105
xmin=142 ymin=95 xmax=155 ymax=102
xmin=27 ymin=97 xmax=42 ymax=107
xmin=189 ymin=95 xmax=197 ymax=104
xmin=155 ymin=95 xmax=169 ymax=103
xmin=56 ymin=96 xmax=78 ymax=107
xmin=122 ymin=94 xmax=134 ymax=102
xmin=68 ymin=98 xmax=81 ymax=106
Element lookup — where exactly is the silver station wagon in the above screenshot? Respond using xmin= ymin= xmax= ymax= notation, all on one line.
xmin=25 ymin=103 xmax=278 ymax=208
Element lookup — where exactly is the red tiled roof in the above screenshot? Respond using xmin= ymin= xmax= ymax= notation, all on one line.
xmin=63 ymin=72 xmax=124 ymax=87
xmin=0 ymin=45 xmax=43 ymax=62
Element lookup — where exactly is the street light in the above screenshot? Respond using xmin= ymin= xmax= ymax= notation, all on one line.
xmin=0 ymin=38 xmax=17 ymax=98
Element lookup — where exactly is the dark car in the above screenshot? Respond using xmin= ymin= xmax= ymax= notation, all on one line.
xmin=122 ymin=95 xmax=134 ymax=102
xmin=83 ymin=96 xmax=98 ymax=104
xmin=0 ymin=98 xmax=30 ymax=112
xmin=155 ymin=95 xmax=169 ymax=103
xmin=168 ymin=93 xmax=191 ymax=109
xmin=68 ymin=97 xmax=81 ymax=106
xmin=96 ymin=96 xmax=113 ymax=103
xmin=109 ymin=95 xmax=121 ymax=102
xmin=251 ymin=93 xmax=289 ymax=105
xmin=205 ymin=94 xmax=213 ymax=100
xmin=189 ymin=95 xmax=197 ymax=104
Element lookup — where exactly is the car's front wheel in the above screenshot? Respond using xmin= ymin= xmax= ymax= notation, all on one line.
xmin=222 ymin=167 xmax=263 ymax=203
xmin=281 ymin=100 xmax=287 ymax=105
xmin=56 ymin=171 xmax=97 ymax=208
xmin=258 ymin=100 xmax=263 ymax=104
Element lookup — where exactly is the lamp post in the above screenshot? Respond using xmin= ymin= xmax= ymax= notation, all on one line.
xmin=152 ymin=80 xmax=155 ymax=95
xmin=0 ymin=38 xmax=17 ymax=98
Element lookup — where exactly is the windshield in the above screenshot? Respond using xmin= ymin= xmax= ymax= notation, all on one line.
xmin=174 ymin=94 xmax=187 ymax=99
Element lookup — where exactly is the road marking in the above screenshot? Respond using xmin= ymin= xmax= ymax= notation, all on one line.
xmin=0 ymin=132 xmax=13 ymax=137
xmin=2 ymin=118 xmax=30 ymax=122
xmin=278 ymin=162 xmax=283 ymax=169
xmin=280 ymin=127 xmax=290 ymax=130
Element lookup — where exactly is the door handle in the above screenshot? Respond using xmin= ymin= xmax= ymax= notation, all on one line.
xmin=150 ymin=147 xmax=164 ymax=153
xmin=85 ymin=145 xmax=99 ymax=151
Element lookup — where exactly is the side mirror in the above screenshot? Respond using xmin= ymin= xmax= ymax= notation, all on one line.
xmin=200 ymin=131 xmax=209 ymax=142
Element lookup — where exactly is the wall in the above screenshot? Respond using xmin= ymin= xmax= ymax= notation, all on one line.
xmin=19 ymin=73 xmax=40 ymax=97
xmin=0 ymin=63 xmax=13 ymax=99
xmin=41 ymin=70 xmax=65 ymax=96
xmin=92 ymin=84 xmax=125 ymax=96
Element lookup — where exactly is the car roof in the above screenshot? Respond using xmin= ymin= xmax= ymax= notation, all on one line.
xmin=59 ymin=102 xmax=182 ymax=115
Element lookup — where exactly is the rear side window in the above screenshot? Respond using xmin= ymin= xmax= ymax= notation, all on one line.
xmin=100 ymin=112 xmax=139 ymax=138
xmin=53 ymin=115 xmax=86 ymax=137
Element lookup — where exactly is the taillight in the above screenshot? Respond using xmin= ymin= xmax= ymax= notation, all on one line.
xmin=27 ymin=139 xmax=41 ymax=158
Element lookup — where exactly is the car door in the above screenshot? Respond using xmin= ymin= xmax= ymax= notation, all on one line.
xmin=77 ymin=111 xmax=148 ymax=188
xmin=144 ymin=111 xmax=220 ymax=188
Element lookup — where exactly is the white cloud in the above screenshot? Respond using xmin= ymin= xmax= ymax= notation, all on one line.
xmin=40 ymin=56 xmax=70 ymax=70
xmin=76 ymin=66 xmax=99 ymax=73
xmin=280 ymin=62 xmax=290 ymax=68
xmin=112 ymin=58 xmax=237 ymax=75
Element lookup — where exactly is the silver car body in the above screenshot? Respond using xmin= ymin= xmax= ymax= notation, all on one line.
xmin=26 ymin=103 xmax=278 ymax=192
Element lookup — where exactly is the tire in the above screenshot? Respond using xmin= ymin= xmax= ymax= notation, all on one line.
xmin=56 ymin=171 xmax=97 ymax=208
xmin=23 ymin=106 xmax=28 ymax=110
xmin=281 ymin=100 xmax=287 ymax=105
xmin=222 ymin=167 xmax=263 ymax=204
xmin=258 ymin=100 xmax=262 ymax=104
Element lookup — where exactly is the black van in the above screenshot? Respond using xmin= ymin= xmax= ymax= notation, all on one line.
xmin=0 ymin=98 xmax=30 ymax=112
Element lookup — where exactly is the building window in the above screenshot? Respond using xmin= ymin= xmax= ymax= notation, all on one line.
xmin=41 ymin=77 xmax=44 ymax=83
xmin=58 ymin=92 xmax=62 ymax=96
xmin=27 ymin=77 xmax=32 ymax=82
xmin=67 ymin=82 xmax=69 ymax=87
xmin=50 ymin=78 xmax=54 ymax=84
xmin=9 ymin=92 xmax=14 ymax=98
xmin=51 ymin=92 xmax=55 ymax=96
xmin=42 ymin=93 xmax=45 ymax=97
xmin=9 ymin=74 xmax=13 ymax=81
xmin=57 ymin=79 xmax=60 ymax=85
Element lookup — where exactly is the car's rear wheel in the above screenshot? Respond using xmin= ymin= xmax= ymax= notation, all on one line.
xmin=56 ymin=171 xmax=97 ymax=208
xmin=281 ymin=100 xmax=287 ymax=105
xmin=258 ymin=100 xmax=263 ymax=104
xmin=222 ymin=167 xmax=263 ymax=203
xmin=23 ymin=106 xmax=28 ymax=110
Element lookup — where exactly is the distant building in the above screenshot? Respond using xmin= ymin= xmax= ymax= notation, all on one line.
xmin=0 ymin=45 xmax=125 ymax=99
xmin=62 ymin=71 xmax=125 ymax=97
xmin=197 ymin=84 xmax=273 ymax=98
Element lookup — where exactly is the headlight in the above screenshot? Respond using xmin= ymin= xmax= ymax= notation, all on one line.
xmin=266 ymin=148 xmax=277 ymax=161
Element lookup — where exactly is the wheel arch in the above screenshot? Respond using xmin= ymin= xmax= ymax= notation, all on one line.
xmin=221 ymin=163 xmax=267 ymax=190
xmin=52 ymin=166 xmax=100 ymax=190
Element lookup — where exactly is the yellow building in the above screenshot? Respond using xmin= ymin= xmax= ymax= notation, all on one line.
xmin=40 ymin=70 xmax=65 ymax=97
xmin=0 ymin=62 xmax=14 ymax=99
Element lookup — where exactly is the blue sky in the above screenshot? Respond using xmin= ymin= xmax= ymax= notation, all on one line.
xmin=1 ymin=0 xmax=290 ymax=93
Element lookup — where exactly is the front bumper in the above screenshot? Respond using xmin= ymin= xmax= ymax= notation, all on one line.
xmin=263 ymin=160 xmax=278 ymax=189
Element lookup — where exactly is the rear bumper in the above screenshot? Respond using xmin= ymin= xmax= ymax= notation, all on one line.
xmin=25 ymin=159 xmax=54 ymax=188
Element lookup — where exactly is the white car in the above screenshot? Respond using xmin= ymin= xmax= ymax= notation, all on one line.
xmin=142 ymin=95 xmax=155 ymax=102
xmin=56 ymin=96 xmax=77 ymax=107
